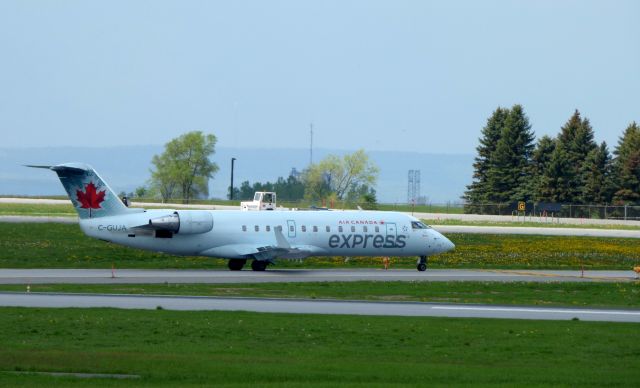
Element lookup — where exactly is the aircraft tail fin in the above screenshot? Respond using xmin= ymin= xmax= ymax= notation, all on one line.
xmin=27 ymin=163 xmax=135 ymax=219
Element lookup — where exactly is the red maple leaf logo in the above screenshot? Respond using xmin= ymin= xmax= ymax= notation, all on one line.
xmin=76 ymin=182 xmax=106 ymax=209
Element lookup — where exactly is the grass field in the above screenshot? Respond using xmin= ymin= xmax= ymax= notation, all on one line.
xmin=0 ymin=203 xmax=76 ymax=216
xmin=2 ymin=281 xmax=639 ymax=308
xmin=0 ymin=307 xmax=638 ymax=386
xmin=1 ymin=223 xmax=639 ymax=269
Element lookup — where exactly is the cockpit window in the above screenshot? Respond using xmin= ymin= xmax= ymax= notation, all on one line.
xmin=411 ymin=221 xmax=430 ymax=229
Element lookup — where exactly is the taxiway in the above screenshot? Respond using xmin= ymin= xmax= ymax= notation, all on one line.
xmin=0 ymin=292 xmax=638 ymax=322
xmin=0 ymin=268 xmax=636 ymax=284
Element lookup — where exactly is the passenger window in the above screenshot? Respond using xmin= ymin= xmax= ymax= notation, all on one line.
xmin=255 ymin=225 xmax=259 ymax=232
xmin=351 ymin=226 xmax=355 ymax=233
xmin=363 ymin=226 xmax=368 ymax=233
xmin=313 ymin=226 xmax=318 ymax=232
xmin=375 ymin=226 xmax=379 ymax=233
xmin=301 ymin=225 xmax=306 ymax=232
xmin=266 ymin=225 xmax=271 ymax=232
xmin=242 ymin=225 xmax=247 ymax=232
xmin=338 ymin=226 xmax=343 ymax=233
xmin=326 ymin=226 xmax=330 ymax=232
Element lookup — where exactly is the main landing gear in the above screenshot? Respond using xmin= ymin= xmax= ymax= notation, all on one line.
xmin=417 ymin=256 xmax=428 ymax=272
xmin=227 ymin=258 xmax=269 ymax=271
xmin=228 ymin=259 xmax=246 ymax=271
xmin=251 ymin=260 xmax=268 ymax=271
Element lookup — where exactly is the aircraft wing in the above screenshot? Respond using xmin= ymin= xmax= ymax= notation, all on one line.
xmin=199 ymin=227 xmax=326 ymax=261
xmin=199 ymin=243 xmax=318 ymax=261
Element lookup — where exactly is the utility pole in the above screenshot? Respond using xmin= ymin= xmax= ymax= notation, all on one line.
xmin=230 ymin=157 xmax=236 ymax=200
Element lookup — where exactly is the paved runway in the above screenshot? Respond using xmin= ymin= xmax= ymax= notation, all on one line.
xmin=0 ymin=268 xmax=636 ymax=284
xmin=0 ymin=292 xmax=638 ymax=322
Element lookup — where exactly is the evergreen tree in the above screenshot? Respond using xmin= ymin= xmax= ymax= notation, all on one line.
xmin=549 ymin=110 xmax=597 ymax=203
xmin=464 ymin=107 xmax=508 ymax=203
xmin=612 ymin=122 xmax=640 ymax=204
xmin=530 ymin=135 xmax=556 ymax=200
xmin=581 ymin=142 xmax=613 ymax=204
xmin=538 ymin=146 xmax=572 ymax=202
xmin=484 ymin=105 xmax=535 ymax=202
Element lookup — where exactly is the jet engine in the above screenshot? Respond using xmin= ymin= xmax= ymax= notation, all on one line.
xmin=148 ymin=211 xmax=213 ymax=234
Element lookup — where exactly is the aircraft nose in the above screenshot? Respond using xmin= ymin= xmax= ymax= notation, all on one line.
xmin=442 ymin=235 xmax=455 ymax=252
xmin=432 ymin=231 xmax=455 ymax=254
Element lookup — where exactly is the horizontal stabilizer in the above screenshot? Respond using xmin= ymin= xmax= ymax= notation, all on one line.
xmin=24 ymin=165 xmax=53 ymax=169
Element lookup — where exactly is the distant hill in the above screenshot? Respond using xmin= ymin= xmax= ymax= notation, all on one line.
xmin=0 ymin=146 xmax=473 ymax=203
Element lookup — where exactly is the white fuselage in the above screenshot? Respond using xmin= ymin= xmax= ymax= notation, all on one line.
xmin=79 ymin=209 xmax=454 ymax=261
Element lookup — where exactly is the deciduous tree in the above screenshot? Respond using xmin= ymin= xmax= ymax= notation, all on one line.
xmin=303 ymin=149 xmax=379 ymax=203
xmin=150 ymin=131 xmax=219 ymax=203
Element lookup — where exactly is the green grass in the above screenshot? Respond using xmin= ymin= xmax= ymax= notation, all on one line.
xmin=0 ymin=203 xmax=76 ymax=216
xmin=1 ymin=223 xmax=639 ymax=269
xmin=0 ymin=222 xmax=214 ymax=269
xmin=0 ymin=307 xmax=638 ymax=386
xmin=3 ymin=281 xmax=639 ymax=308
xmin=439 ymin=233 xmax=640 ymax=269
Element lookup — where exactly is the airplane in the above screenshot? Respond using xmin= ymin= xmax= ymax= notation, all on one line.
xmin=30 ymin=163 xmax=455 ymax=271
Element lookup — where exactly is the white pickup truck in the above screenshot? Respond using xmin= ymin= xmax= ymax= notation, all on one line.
xmin=240 ymin=192 xmax=277 ymax=211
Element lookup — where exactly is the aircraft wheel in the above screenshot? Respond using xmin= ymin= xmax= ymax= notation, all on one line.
xmin=417 ymin=256 xmax=427 ymax=272
xmin=228 ymin=259 xmax=246 ymax=271
xmin=251 ymin=260 xmax=268 ymax=271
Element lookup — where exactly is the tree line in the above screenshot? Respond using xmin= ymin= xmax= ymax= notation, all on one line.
xmin=465 ymin=105 xmax=640 ymax=207
xmin=230 ymin=175 xmax=305 ymax=202
xmin=230 ymin=149 xmax=379 ymax=208
xmin=141 ymin=131 xmax=379 ymax=206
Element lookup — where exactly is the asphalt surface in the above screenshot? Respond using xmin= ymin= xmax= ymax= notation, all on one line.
xmin=0 ymin=292 xmax=638 ymax=322
xmin=0 ymin=268 xmax=636 ymax=284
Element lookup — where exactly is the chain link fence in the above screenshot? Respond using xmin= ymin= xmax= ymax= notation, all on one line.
xmin=464 ymin=202 xmax=640 ymax=220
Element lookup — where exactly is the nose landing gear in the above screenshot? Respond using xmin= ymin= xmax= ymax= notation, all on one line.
xmin=417 ymin=256 xmax=428 ymax=272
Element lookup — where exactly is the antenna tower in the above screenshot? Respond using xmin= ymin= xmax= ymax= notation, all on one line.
xmin=408 ymin=170 xmax=421 ymax=204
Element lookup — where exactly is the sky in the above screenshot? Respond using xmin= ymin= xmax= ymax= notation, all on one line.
xmin=0 ymin=1 xmax=638 ymax=154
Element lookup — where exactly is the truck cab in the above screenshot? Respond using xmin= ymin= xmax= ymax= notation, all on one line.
xmin=241 ymin=192 xmax=277 ymax=211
